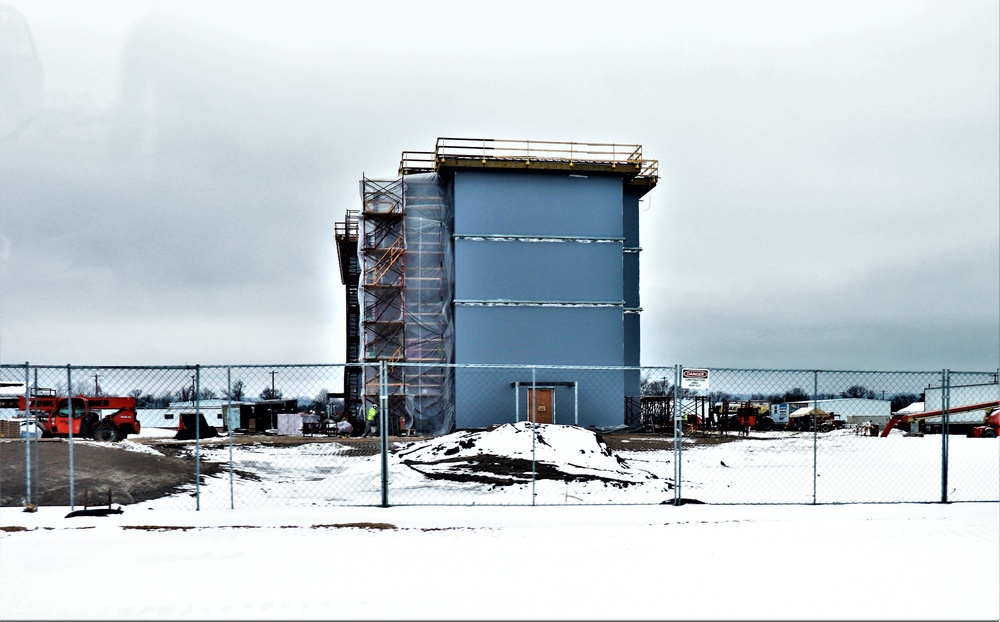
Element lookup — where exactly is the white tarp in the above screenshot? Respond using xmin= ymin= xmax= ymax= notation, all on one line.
xmin=896 ymin=401 xmax=924 ymax=415
xmin=789 ymin=406 xmax=831 ymax=418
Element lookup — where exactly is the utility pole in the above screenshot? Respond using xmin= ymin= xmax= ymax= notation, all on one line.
xmin=270 ymin=371 xmax=278 ymax=398
xmin=93 ymin=374 xmax=101 ymax=396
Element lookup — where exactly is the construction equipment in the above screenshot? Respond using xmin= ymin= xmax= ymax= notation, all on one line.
xmin=174 ymin=411 xmax=219 ymax=440
xmin=714 ymin=400 xmax=774 ymax=431
xmin=17 ymin=395 xmax=140 ymax=442
xmin=968 ymin=407 xmax=1000 ymax=438
xmin=787 ymin=407 xmax=846 ymax=433
xmin=880 ymin=400 xmax=1000 ymax=437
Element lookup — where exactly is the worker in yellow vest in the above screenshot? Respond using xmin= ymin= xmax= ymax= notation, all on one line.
xmin=362 ymin=403 xmax=378 ymax=437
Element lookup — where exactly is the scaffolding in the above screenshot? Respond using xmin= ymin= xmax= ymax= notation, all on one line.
xmin=360 ymin=177 xmax=406 ymax=420
xmin=351 ymin=174 xmax=455 ymax=435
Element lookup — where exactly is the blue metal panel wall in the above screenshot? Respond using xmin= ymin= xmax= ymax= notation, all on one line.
xmin=452 ymin=304 xmax=626 ymax=429
xmin=455 ymin=306 xmax=622 ymax=365
xmin=450 ymin=170 xmax=631 ymax=430
xmin=453 ymin=171 xmax=622 ymax=237
xmin=455 ymin=368 xmax=626 ymax=429
xmin=455 ymin=240 xmax=623 ymax=303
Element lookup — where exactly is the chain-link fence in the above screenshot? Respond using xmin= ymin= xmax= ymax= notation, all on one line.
xmin=1 ymin=363 xmax=997 ymax=510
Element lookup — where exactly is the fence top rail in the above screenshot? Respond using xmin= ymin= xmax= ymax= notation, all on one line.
xmin=2 ymin=363 xmax=995 ymax=374
xmin=386 ymin=363 xmax=654 ymax=371
xmin=700 ymin=365 xmax=956 ymax=375
xmin=1 ymin=364 xmax=201 ymax=371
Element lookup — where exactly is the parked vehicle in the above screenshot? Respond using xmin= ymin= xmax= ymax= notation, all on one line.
xmin=786 ymin=407 xmax=846 ymax=433
xmin=17 ymin=395 xmax=140 ymax=442
xmin=969 ymin=407 xmax=1000 ymax=438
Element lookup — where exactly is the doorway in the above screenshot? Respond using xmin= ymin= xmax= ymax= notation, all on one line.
xmin=526 ymin=388 xmax=554 ymax=424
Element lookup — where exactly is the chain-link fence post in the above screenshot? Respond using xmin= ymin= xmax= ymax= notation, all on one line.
xmin=66 ymin=364 xmax=75 ymax=511
xmin=673 ymin=364 xmax=682 ymax=506
xmin=22 ymin=363 xmax=31 ymax=506
xmin=531 ymin=365 xmax=537 ymax=507
xmin=194 ymin=365 xmax=201 ymax=511
xmin=31 ymin=367 xmax=39 ymax=504
xmin=227 ymin=366 xmax=235 ymax=510
xmin=812 ymin=370 xmax=818 ymax=505
xmin=941 ymin=368 xmax=950 ymax=503
xmin=379 ymin=361 xmax=389 ymax=507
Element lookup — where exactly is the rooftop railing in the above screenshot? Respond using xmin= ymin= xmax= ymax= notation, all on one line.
xmin=400 ymin=137 xmax=658 ymax=183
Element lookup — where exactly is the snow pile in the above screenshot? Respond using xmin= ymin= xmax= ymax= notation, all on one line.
xmin=394 ymin=422 xmax=663 ymax=487
xmin=97 ymin=438 xmax=165 ymax=456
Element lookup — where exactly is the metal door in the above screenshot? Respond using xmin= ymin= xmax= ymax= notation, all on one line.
xmin=527 ymin=388 xmax=554 ymax=424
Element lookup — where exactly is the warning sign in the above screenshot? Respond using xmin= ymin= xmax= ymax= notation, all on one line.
xmin=681 ymin=368 xmax=710 ymax=391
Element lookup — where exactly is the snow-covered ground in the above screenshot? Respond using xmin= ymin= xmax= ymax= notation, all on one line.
xmin=2 ymin=502 xmax=997 ymax=620
xmin=3 ymin=423 xmax=999 ymax=620
xmin=107 ymin=422 xmax=1000 ymax=510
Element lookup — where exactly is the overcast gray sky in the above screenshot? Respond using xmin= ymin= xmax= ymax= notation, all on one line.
xmin=1 ymin=0 xmax=997 ymax=371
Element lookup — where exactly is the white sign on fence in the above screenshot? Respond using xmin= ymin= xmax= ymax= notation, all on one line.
xmin=681 ymin=368 xmax=710 ymax=391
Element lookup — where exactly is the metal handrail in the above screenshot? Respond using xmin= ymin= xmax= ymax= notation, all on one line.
xmin=415 ymin=137 xmax=656 ymax=181
xmin=434 ymin=137 xmax=644 ymax=164
xmin=399 ymin=151 xmax=436 ymax=174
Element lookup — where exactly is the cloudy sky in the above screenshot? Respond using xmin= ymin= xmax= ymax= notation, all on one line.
xmin=0 ymin=0 xmax=997 ymax=371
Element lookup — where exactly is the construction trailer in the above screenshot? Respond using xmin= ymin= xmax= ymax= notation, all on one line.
xmin=220 ymin=398 xmax=299 ymax=433
xmin=337 ymin=138 xmax=658 ymax=435
xmin=919 ymin=380 xmax=1000 ymax=433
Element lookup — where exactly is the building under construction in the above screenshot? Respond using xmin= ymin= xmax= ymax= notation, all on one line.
xmin=336 ymin=138 xmax=658 ymax=435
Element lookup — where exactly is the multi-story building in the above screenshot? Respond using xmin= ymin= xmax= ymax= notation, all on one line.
xmin=337 ymin=138 xmax=658 ymax=434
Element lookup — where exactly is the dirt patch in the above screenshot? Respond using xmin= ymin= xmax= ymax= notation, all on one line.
xmin=599 ymin=431 xmax=743 ymax=452
xmin=0 ymin=439 xmax=222 ymax=507
xmin=311 ymin=522 xmax=397 ymax=530
xmin=400 ymin=453 xmax=655 ymax=488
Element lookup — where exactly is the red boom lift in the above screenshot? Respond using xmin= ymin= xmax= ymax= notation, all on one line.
xmin=880 ymin=400 xmax=1000 ymax=437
